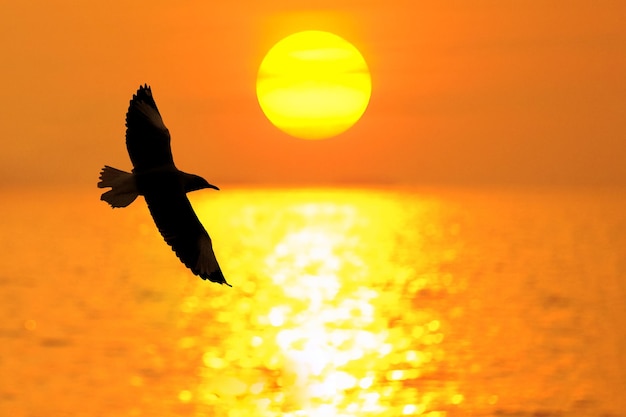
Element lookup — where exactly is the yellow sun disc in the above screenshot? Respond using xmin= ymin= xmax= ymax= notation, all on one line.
xmin=256 ymin=31 xmax=372 ymax=140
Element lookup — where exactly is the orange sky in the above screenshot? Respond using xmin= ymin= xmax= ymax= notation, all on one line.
xmin=1 ymin=0 xmax=625 ymax=187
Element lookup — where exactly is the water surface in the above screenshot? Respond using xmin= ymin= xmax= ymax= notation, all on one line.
xmin=1 ymin=186 xmax=625 ymax=416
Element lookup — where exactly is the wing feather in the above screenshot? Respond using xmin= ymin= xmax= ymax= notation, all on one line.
xmin=142 ymin=174 xmax=229 ymax=286
xmin=125 ymin=84 xmax=175 ymax=171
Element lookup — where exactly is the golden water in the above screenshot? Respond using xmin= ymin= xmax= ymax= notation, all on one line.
xmin=1 ymin=187 xmax=625 ymax=416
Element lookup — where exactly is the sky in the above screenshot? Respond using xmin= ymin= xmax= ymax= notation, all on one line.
xmin=1 ymin=0 xmax=625 ymax=187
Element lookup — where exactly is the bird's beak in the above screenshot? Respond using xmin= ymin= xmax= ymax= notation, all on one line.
xmin=208 ymin=183 xmax=220 ymax=191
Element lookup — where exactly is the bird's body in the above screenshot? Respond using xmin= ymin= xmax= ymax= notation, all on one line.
xmin=98 ymin=84 xmax=229 ymax=286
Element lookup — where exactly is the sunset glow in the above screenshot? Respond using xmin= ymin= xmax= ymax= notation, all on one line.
xmin=1 ymin=2 xmax=624 ymax=185
xmin=256 ymin=31 xmax=372 ymax=140
xmin=2 ymin=1 xmax=626 ymax=415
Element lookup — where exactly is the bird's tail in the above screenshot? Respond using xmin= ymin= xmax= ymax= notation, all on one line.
xmin=98 ymin=165 xmax=139 ymax=208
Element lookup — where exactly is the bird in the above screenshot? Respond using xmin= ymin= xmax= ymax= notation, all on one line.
xmin=97 ymin=84 xmax=230 ymax=286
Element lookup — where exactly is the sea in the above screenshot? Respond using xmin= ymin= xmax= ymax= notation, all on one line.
xmin=0 ymin=186 xmax=625 ymax=417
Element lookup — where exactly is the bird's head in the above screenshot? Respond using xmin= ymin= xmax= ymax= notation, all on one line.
xmin=183 ymin=173 xmax=219 ymax=193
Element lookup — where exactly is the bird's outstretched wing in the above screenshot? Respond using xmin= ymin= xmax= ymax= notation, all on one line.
xmin=125 ymin=84 xmax=175 ymax=172
xmin=143 ymin=174 xmax=229 ymax=286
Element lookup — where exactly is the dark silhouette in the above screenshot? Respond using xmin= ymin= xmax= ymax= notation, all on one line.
xmin=98 ymin=84 xmax=230 ymax=286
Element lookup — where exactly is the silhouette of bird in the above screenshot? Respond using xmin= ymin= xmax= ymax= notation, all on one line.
xmin=98 ymin=84 xmax=230 ymax=286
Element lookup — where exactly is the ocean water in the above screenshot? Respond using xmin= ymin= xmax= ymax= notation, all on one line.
xmin=0 ymin=186 xmax=625 ymax=417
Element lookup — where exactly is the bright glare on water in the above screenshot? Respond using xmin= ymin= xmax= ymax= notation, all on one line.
xmin=0 ymin=187 xmax=625 ymax=417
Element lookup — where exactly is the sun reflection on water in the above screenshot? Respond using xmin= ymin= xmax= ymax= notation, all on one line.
xmin=1 ymin=188 xmax=623 ymax=416
xmin=180 ymin=189 xmax=464 ymax=416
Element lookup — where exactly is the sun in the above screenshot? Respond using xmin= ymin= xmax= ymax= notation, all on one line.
xmin=256 ymin=31 xmax=372 ymax=140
